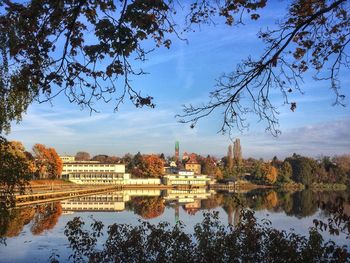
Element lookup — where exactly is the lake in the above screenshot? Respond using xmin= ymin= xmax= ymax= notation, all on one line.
xmin=0 ymin=188 xmax=349 ymax=263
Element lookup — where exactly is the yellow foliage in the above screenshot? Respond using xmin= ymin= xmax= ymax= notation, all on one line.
xmin=262 ymin=164 xmax=278 ymax=184
xmin=265 ymin=191 xmax=278 ymax=209
xmin=142 ymin=154 xmax=165 ymax=177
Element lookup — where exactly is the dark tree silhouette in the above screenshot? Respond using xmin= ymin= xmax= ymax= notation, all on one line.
xmin=3 ymin=0 xmax=346 ymax=136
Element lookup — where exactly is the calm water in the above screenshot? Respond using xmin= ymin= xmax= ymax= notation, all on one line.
xmin=0 ymin=188 xmax=349 ymax=263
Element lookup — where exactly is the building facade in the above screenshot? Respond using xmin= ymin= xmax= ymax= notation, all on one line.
xmin=163 ymin=170 xmax=210 ymax=186
xmin=185 ymin=161 xmax=201 ymax=175
xmin=62 ymin=162 xmax=125 ymax=175
xmin=60 ymin=155 xmax=76 ymax=163
xmin=65 ymin=172 xmax=129 ymax=184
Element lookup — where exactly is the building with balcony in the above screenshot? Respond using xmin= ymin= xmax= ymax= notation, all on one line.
xmin=62 ymin=161 xmax=125 ymax=175
xmin=163 ymin=170 xmax=210 ymax=186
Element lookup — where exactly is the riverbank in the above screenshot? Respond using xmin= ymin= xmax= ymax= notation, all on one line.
xmin=309 ymin=183 xmax=348 ymax=191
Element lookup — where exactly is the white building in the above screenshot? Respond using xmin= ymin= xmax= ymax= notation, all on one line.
xmin=62 ymin=162 xmax=126 ymax=175
xmin=65 ymin=172 xmax=162 ymax=185
xmin=62 ymin=160 xmax=162 ymax=185
xmin=60 ymin=155 xmax=75 ymax=163
xmin=163 ymin=170 xmax=211 ymax=186
xmin=66 ymin=172 xmax=129 ymax=184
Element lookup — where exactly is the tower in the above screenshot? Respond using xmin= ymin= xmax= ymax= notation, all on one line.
xmin=175 ymin=141 xmax=179 ymax=161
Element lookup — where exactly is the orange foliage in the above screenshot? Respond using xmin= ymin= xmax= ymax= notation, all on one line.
xmin=142 ymin=154 xmax=165 ymax=177
xmin=183 ymin=207 xmax=199 ymax=215
xmin=1 ymin=207 xmax=36 ymax=237
xmin=261 ymin=164 xmax=278 ymax=184
xmin=265 ymin=191 xmax=279 ymax=209
xmin=33 ymin=144 xmax=63 ymax=179
xmin=132 ymin=197 xmax=165 ymax=219
xmin=31 ymin=203 xmax=62 ymax=235
xmin=215 ymin=168 xmax=223 ymax=179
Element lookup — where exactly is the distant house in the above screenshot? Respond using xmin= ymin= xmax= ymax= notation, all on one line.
xmin=60 ymin=155 xmax=75 ymax=163
xmin=182 ymin=152 xmax=189 ymax=161
xmin=185 ymin=156 xmax=201 ymax=175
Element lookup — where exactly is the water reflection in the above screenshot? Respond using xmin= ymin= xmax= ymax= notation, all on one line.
xmin=0 ymin=189 xmax=349 ymax=240
xmin=0 ymin=203 xmax=62 ymax=238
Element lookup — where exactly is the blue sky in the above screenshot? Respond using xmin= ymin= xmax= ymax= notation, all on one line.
xmin=6 ymin=1 xmax=350 ymax=159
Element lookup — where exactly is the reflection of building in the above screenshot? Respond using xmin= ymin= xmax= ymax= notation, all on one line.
xmin=61 ymin=188 xmax=215 ymax=226
xmin=163 ymin=170 xmax=210 ymax=186
xmin=163 ymin=188 xmax=213 ymax=204
xmin=61 ymin=194 xmax=126 ymax=211
xmin=164 ymin=188 xmax=213 ymax=222
xmin=61 ymin=189 xmax=162 ymax=212
xmin=183 ymin=199 xmax=201 ymax=215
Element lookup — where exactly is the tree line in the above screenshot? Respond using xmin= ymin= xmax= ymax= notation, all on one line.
xmin=0 ymin=138 xmax=62 ymax=204
xmin=244 ymin=154 xmax=350 ymax=187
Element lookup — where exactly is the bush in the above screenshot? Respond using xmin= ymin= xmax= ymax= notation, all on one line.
xmin=62 ymin=210 xmax=349 ymax=263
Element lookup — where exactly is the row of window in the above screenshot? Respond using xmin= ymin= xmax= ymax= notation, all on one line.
xmin=64 ymin=207 xmax=116 ymax=211
xmin=70 ymin=175 xmax=123 ymax=178
xmin=75 ymin=197 xmax=123 ymax=202
xmin=65 ymin=169 xmax=116 ymax=172
xmin=169 ymin=181 xmax=207 ymax=184
xmin=66 ymin=202 xmax=114 ymax=205
xmin=64 ymin=164 xmax=117 ymax=168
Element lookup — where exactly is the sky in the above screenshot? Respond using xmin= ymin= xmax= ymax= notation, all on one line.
xmin=5 ymin=1 xmax=350 ymax=159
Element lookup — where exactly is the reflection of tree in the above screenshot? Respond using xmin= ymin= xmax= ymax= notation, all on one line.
xmin=0 ymin=207 xmax=35 ymax=238
xmin=201 ymin=194 xmax=224 ymax=210
xmin=183 ymin=200 xmax=201 ymax=216
xmin=31 ymin=203 xmax=62 ymax=235
xmin=264 ymin=191 xmax=278 ymax=210
xmin=222 ymin=194 xmax=241 ymax=226
xmin=183 ymin=206 xmax=199 ymax=216
xmin=0 ymin=203 xmax=63 ymax=238
xmin=287 ymin=190 xmax=317 ymax=218
xmin=312 ymin=191 xmax=350 ymax=238
xmin=244 ymin=190 xmax=279 ymax=211
xmin=131 ymin=197 xmax=165 ymax=219
xmin=278 ymin=192 xmax=293 ymax=214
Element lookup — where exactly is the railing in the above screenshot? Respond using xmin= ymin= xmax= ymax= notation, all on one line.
xmin=14 ymin=185 xmax=123 ymax=207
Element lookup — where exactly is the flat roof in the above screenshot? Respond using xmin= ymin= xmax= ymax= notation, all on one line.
xmin=68 ymin=172 xmax=125 ymax=175
xmin=63 ymin=162 xmax=124 ymax=165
